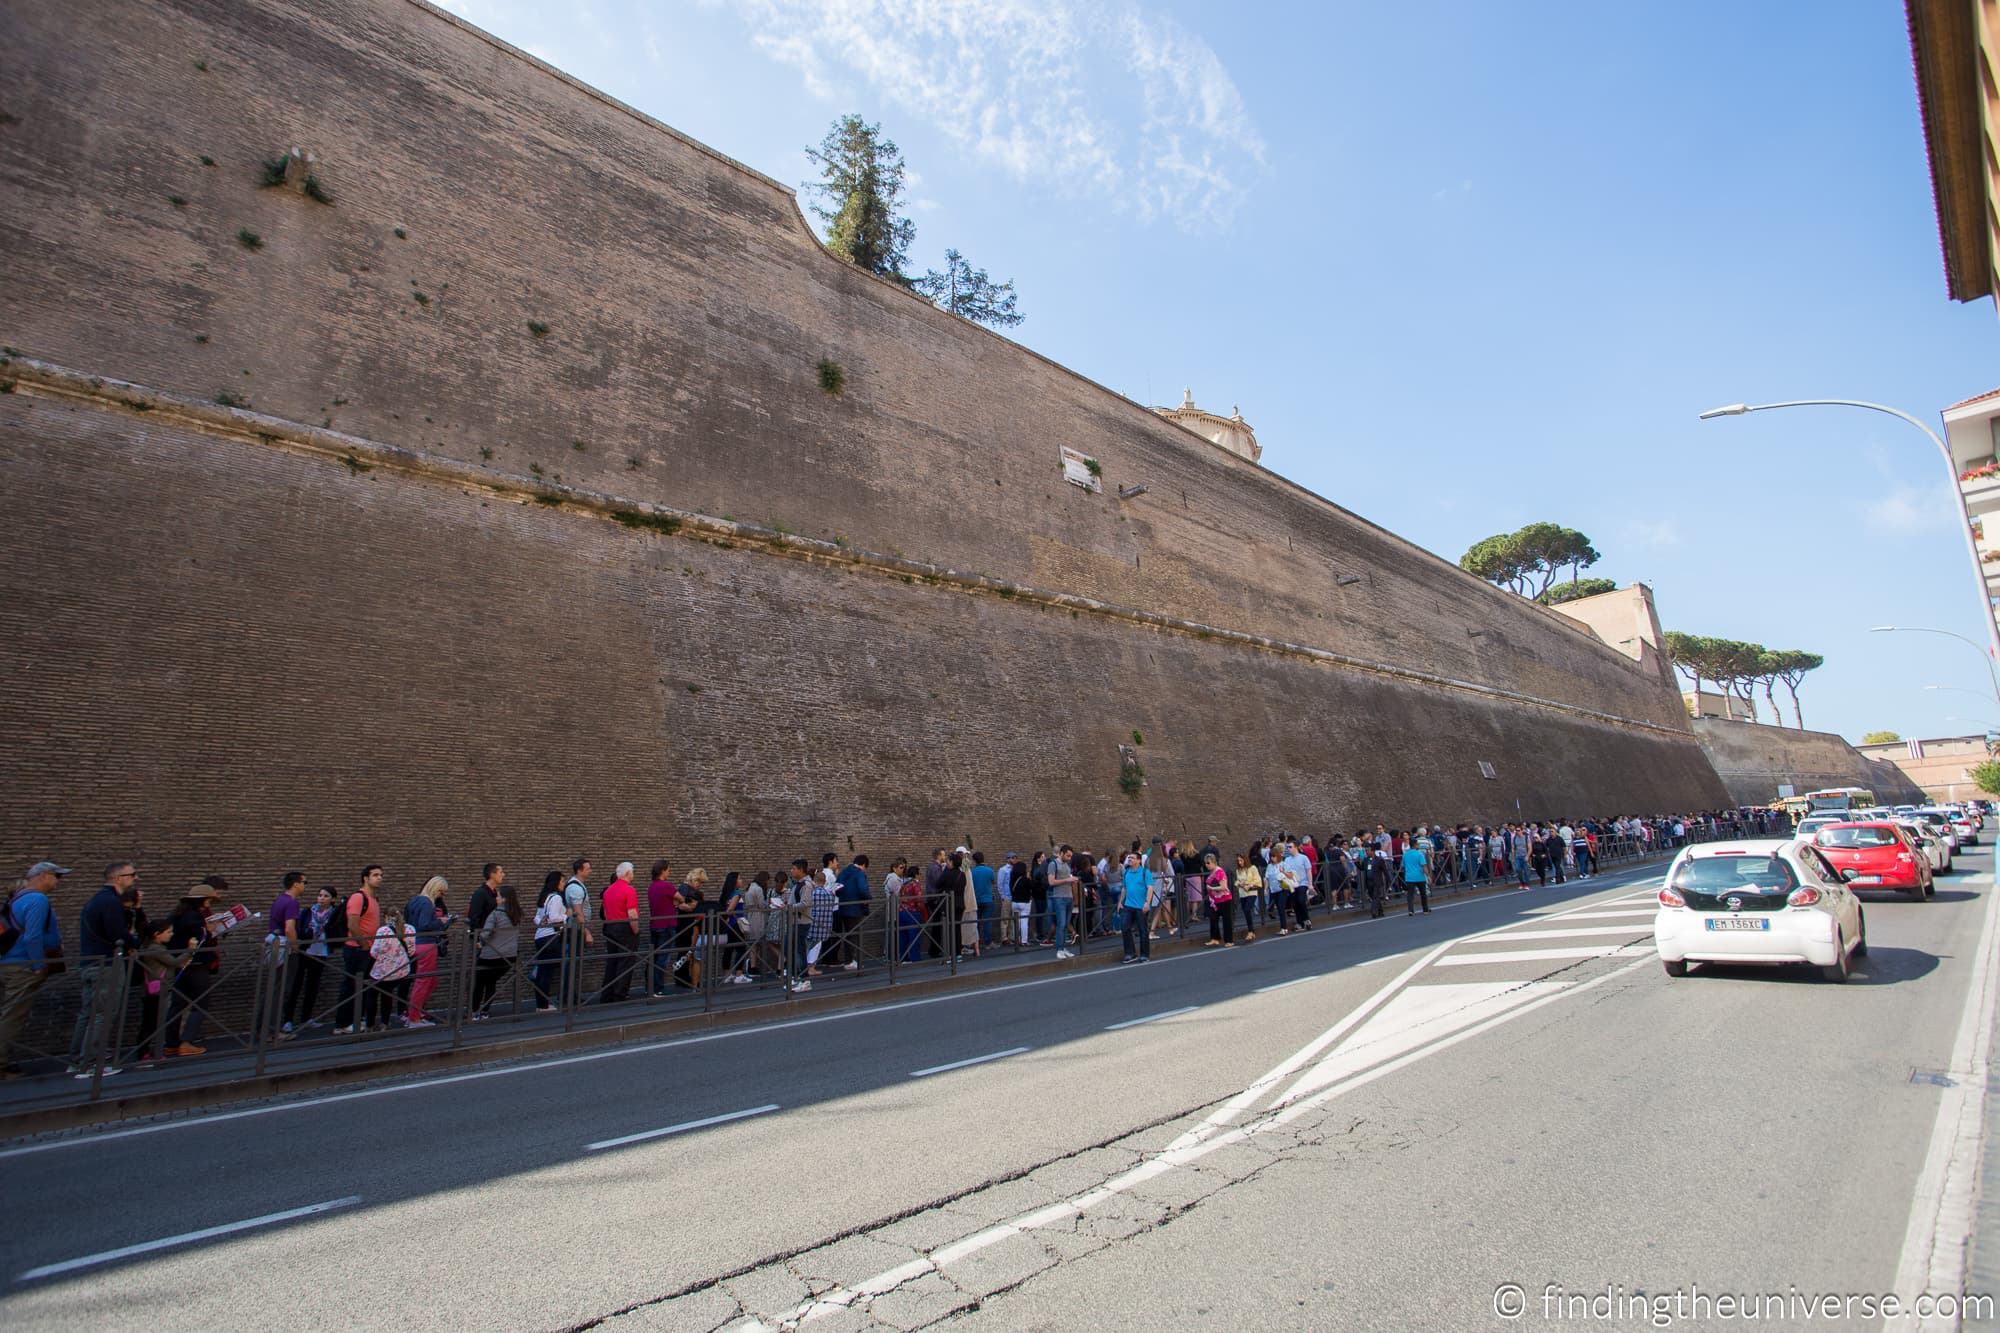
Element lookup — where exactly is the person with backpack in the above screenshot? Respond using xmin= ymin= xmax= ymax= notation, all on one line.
xmin=1119 ymin=852 xmax=1156 ymax=963
xmin=333 ymin=866 xmax=384 ymax=1034
xmin=531 ymin=871 xmax=568 ymax=1010
xmin=0 ymin=861 xmax=67 ymax=1077
xmin=1044 ymin=846 xmax=1078 ymax=959
xmin=366 ymin=912 xmax=415 ymax=1031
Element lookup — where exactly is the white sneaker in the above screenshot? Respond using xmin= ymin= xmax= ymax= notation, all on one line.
xmin=842 ymin=961 xmax=859 ymax=971
xmin=792 ymin=981 xmax=812 ymax=992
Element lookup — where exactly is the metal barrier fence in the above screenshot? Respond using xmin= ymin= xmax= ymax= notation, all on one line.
xmin=3 ymin=827 xmax=1739 ymax=1105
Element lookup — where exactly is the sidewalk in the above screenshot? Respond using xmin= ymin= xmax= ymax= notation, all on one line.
xmin=0 ymin=860 xmax=1662 ymax=1140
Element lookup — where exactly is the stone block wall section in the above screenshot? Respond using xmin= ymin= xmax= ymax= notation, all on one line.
xmin=0 ymin=385 xmax=1729 ymax=905
xmin=1690 ymin=718 xmax=1929 ymax=808
xmin=0 ymin=0 xmax=1690 ymax=730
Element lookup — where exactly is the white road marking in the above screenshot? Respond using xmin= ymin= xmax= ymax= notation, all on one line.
xmin=1105 ymin=1006 xmax=1198 ymax=1031
xmin=16 ymin=1196 xmax=361 ymax=1282
xmin=1278 ymin=982 xmax=1570 ymax=1103
xmin=1483 ymin=925 xmax=1651 ymax=943
xmin=909 ymin=1047 xmax=1030 ymax=1078
xmin=585 ymin=1103 xmax=779 ymax=1152
xmin=1435 ymin=944 xmax=1651 ymax=967
xmin=775 ymin=958 xmax=1653 ymax=1327
xmin=1527 ymin=908 xmax=1657 ymax=922
xmin=1887 ymin=863 xmax=2000 ymax=1331
xmin=0 ymin=864 xmax=1664 ymax=1159
xmin=1254 ymin=975 xmax=1317 ymax=993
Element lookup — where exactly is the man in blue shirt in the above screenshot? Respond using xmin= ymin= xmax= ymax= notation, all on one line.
xmin=1 ymin=860 xmax=67 ymax=1077
xmin=1119 ymin=853 xmax=1155 ymax=963
xmin=834 ymin=855 xmax=871 ymax=971
xmin=969 ymin=852 xmax=997 ymax=952
xmin=1400 ymin=842 xmax=1431 ymax=916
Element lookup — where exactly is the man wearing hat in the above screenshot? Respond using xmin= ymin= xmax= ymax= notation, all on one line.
xmin=0 ymin=861 xmax=67 ymax=1076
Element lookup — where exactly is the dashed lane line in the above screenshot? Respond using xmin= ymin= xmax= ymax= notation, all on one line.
xmin=1105 ymin=1006 xmax=1198 ymax=1031
xmin=909 ymin=1047 xmax=1031 ymax=1078
xmin=17 ymin=1196 xmax=362 ymax=1283
xmin=585 ymin=1104 xmax=779 ymax=1152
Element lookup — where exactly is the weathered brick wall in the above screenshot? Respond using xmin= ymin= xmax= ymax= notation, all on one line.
xmin=0 ymin=0 xmax=1734 ymax=912
xmin=0 ymin=0 xmax=1700 ymax=722
xmin=0 ymin=392 xmax=1727 ymax=909
xmin=1691 ymin=719 xmax=1929 ymax=808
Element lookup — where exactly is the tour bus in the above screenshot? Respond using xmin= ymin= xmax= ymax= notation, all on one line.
xmin=1805 ymin=787 xmax=1876 ymax=814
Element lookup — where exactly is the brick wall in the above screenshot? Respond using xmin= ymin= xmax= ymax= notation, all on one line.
xmin=0 ymin=392 xmax=1728 ymax=911
xmin=0 ymin=0 xmax=1733 ymax=914
xmin=1691 ymin=719 xmax=1929 ymax=807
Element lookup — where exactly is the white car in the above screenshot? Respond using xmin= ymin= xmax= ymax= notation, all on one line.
xmin=1895 ymin=820 xmax=1952 ymax=875
xmin=1914 ymin=809 xmax=1961 ymax=852
xmin=1654 ymin=839 xmax=1865 ymax=982
xmin=1795 ymin=813 xmax=1853 ymax=842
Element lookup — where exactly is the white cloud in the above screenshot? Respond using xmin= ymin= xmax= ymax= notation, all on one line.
xmin=1861 ymin=486 xmax=1933 ymax=536
xmin=1626 ymin=517 xmax=1680 ymax=547
xmin=724 ymin=0 xmax=1265 ymax=228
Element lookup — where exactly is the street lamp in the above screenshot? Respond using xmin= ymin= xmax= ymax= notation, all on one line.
xmin=1698 ymin=399 xmax=2000 ymax=671
xmin=1922 ymin=683 xmax=2000 ymax=720
xmin=1874 ymin=626 xmax=2000 ymax=704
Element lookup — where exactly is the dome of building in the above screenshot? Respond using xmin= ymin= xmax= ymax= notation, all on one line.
xmin=1152 ymin=388 xmax=1260 ymax=463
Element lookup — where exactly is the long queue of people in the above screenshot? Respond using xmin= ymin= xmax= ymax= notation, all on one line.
xmin=0 ymin=809 xmax=1783 ymax=1081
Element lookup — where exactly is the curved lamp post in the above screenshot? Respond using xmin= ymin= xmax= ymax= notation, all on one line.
xmin=1875 ymin=626 xmax=2000 ymax=705
xmin=1699 ymin=399 xmax=2000 ymax=676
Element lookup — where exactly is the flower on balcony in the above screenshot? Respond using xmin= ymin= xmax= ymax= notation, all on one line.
xmin=1961 ymin=458 xmax=2000 ymax=483
xmin=1984 ymin=549 xmax=2000 ymax=564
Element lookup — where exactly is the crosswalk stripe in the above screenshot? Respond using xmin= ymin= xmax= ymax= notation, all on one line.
xmin=1486 ymin=925 xmax=1652 ymax=943
xmin=1435 ymin=944 xmax=1652 ymax=967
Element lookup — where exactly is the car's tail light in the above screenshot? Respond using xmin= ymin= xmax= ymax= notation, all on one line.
xmin=1658 ymin=886 xmax=1685 ymax=908
xmin=1788 ymin=886 xmax=1821 ymax=907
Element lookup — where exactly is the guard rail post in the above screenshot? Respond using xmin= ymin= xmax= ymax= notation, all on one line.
xmin=885 ymin=895 xmax=898 ymax=986
xmin=448 ymin=921 xmax=470 ymax=1051
xmin=702 ymin=924 xmax=717 ymax=1014
xmin=87 ymin=947 xmax=131 ymax=1101
xmin=251 ymin=939 xmax=278 ymax=1077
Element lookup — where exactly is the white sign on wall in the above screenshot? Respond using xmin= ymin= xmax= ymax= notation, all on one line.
xmin=1060 ymin=446 xmax=1101 ymax=493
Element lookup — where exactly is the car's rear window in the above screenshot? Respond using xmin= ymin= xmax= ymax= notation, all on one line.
xmin=1673 ymin=855 xmax=1797 ymax=892
xmin=1819 ymin=827 xmax=1897 ymax=848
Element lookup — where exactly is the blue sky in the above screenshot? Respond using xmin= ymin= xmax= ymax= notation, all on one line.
xmin=439 ymin=0 xmax=2000 ymax=744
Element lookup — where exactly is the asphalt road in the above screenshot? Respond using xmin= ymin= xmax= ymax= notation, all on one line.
xmin=0 ymin=849 xmax=1991 ymax=1332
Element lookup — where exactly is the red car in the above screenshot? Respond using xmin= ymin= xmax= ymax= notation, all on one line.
xmin=1811 ymin=822 xmax=1934 ymax=901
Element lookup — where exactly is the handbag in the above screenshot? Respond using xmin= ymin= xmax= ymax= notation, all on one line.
xmin=41 ymin=944 xmax=66 ymax=977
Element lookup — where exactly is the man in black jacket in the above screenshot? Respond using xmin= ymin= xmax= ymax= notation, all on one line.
xmin=68 ymin=860 xmax=141 ymax=1076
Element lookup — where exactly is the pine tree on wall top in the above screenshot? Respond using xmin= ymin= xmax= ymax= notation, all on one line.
xmin=805 ymin=115 xmax=1025 ymax=330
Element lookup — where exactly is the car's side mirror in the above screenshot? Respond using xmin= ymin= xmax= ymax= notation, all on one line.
xmin=1840 ymin=868 xmax=1858 ymax=882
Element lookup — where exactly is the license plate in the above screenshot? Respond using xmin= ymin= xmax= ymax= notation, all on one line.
xmin=1705 ymin=917 xmax=1770 ymax=932
xmin=1850 ymin=875 xmax=1880 ymax=885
